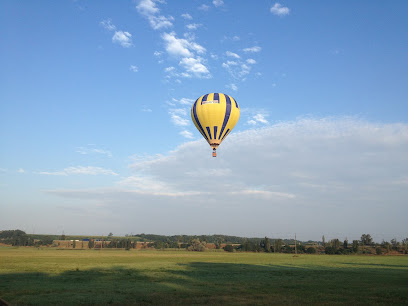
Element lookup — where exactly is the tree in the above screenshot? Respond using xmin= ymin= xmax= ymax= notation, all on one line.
xmin=330 ymin=239 xmax=341 ymax=251
xmin=343 ymin=239 xmax=348 ymax=249
xmin=322 ymin=235 xmax=326 ymax=247
xmin=108 ymin=232 xmax=113 ymax=237
xmin=60 ymin=234 xmax=66 ymax=241
xmin=360 ymin=234 xmax=373 ymax=246
xmin=352 ymin=240 xmax=359 ymax=253
xmin=273 ymin=239 xmax=283 ymax=253
xmin=88 ymin=239 xmax=94 ymax=249
xmin=261 ymin=237 xmax=271 ymax=252
xmin=187 ymin=239 xmax=206 ymax=252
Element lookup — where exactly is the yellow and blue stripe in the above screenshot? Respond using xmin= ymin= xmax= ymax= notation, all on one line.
xmin=191 ymin=93 xmax=240 ymax=149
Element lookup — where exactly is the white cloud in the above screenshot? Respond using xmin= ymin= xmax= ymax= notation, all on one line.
xmin=148 ymin=15 xmax=174 ymax=30
xmin=270 ymin=3 xmax=290 ymax=16
xmin=136 ymin=0 xmax=173 ymax=30
xmin=186 ymin=23 xmax=201 ymax=30
xmin=136 ymin=0 xmax=159 ymax=16
xmin=181 ymin=13 xmax=192 ymax=20
xmin=243 ymin=46 xmax=261 ymax=53
xmin=46 ymin=118 xmax=408 ymax=240
xmin=112 ymin=31 xmax=133 ymax=48
xmin=76 ymin=146 xmax=112 ymax=158
xmin=17 ymin=168 xmax=25 ymax=173
xmin=170 ymin=114 xmax=189 ymax=126
xmin=213 ymin=0 xmax=224 ymax=7
xmin=222 ymin=61 xmax=238 ymax=68
xmin=180 ymin=130 xmax=194 ymax=139
xmin=162 ymin=32 xmax=193 ymax=57
xmin=253 ymin=113 xmax=268 ymax=124
xmin=39 ymin=166 xmax=118 ymax=176
xmin=179 ymin=57 xmax=210 ymax=78
xmin=165 ymin=66 xmax=175 ymax=72
xmin=246 ymin=58 xmax=256 ymax=64
xmin=198 ymin=4 xmax=210 ymax=11
xmin=141 ymin=107 xmax=152 ymax=112
xmin=100 ymin=19 xmax=116 ymax=31
xmin=226 ymin=51 xmax=240 ymax=58
xmin=129 ymin=65 xmax=138 ymax=72
xmin=227 ymin=83 xmax=238 ymax=91
xmin=154 ymin=51 xmax=162 ymax=57
xmin=179 ymin=98 xmax=194 ymax=105
xmin=222 ymin=60 xmax=252 ymax=79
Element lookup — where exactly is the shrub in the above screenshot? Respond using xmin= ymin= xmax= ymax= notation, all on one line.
xmin=306 ymin=247 xmax=316 ymax=254
xmin=223 ymin=244 xmax=235 ymax=252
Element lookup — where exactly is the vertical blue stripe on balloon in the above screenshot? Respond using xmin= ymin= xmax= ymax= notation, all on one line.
xmin=201 ymin=93 xmax=209 ymax=104
xmin=234 ymin=99 xmax=239 ymax=108
xmin=213 ymin=126 xmax=218 ymax=139
xmin=206 ymin=127 xmax=212 ymax=139
xmin=218 ymin=94 xmax=231 ymax=139
xmin=193 ymin=99 xmax=208 ymax=141
xmin=221 ymin=128 xmax=230 ymax=140
xmin=213 ymin=93 xmax=219 ymax=102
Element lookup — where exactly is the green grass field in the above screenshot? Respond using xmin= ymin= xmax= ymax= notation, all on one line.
xmin=0 ymin=247 xmax=407 ymax=305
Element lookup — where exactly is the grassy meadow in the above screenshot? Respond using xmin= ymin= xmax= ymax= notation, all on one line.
xmin=0 ymin=247 xmax=407 ymax=305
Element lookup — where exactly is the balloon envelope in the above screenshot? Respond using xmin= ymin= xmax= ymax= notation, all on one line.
xmin=191 ymin=93 xmax=240 ymax=156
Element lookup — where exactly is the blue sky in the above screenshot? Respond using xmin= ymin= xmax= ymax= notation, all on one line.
xmin=1 ymin=0 xmax=407 ymax=241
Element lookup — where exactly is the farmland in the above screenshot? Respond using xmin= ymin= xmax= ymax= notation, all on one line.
xmin=0 ymin=247 xmax=407 ymax=305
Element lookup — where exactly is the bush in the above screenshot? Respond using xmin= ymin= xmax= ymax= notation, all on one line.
xmin=223 ymin=244 xmax=235 ymax=252
xmin=306 ymin=247 xmax=316 ymax=254
xmin=325 ymin=246 xmax=336 ymax=255
xmin=187 ymin=239 xmax=207 ymax=252
xmin=376 ymin=247 xmax=382 ymax=255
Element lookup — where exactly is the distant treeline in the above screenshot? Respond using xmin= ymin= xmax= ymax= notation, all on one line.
xmin=1 ymin=230 xmax=407 ymax=255
xmin=134 ymin=233 xmax=303 ymax=246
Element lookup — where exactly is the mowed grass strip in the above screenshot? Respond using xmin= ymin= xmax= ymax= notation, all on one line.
xmin=0 ymin=247 xmax=407 ymax=305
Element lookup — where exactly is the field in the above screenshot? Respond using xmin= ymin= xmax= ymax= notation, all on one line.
xmin=0 ymin=247 xmax=407 ymax=305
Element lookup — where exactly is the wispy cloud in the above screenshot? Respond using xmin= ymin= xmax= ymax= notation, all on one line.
xmin=76 ymin=145 xmax=112 ymax=157
xmin=169 ymin=108 xmax=190 ymax=126
xmin=181 ymin=13 xmax=192 ymax=20
xmin=179 ymin=57 xmax=210 ymax=78
xmin=243 ymin=46 xmax=261 ymax=53
xmin=270 ymin=3 xmax=290 ymax=16
xmin=186 ymin=23 xmax=202 ymax=30
xmin=162 ymin=32 xmax=206 ymax=57
xmin=248 ymin=113 xmax=268 ymax=125
xmin=39 ymin=166 xmax=118 ymax=176
xmin=198 ymin=4 xmax=210 ymax=11
xmin=112 ymin=31 xmax=133 ymax=48
xmin=180 ymin=130 xmax=194 ymax=139
xmin=129 ymin=65 xmax=138 ymax=72
xmin=136 ymin=0 xmax=173 ymax=30
xmin=227 ymin=83 xmax=238 ymax=91
xmin=100 ymin=19 xmax=116 ymax=31
xmin=17 ymin=168 xmax=25 ymax=173
xmin=213 ymin=0 xmax=224 ymax=7
xmin=101 ymin=19 xmax=133 ymax=48
xmin=226 ymin=51 xmax=240 ymax=59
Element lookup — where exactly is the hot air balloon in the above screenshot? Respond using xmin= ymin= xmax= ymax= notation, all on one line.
xmin=191 ymin=93 xmax=240 ymax=157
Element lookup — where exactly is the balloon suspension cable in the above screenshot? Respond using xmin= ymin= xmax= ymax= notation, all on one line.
xmin=212 ymin=148 xmax=217 ymax=158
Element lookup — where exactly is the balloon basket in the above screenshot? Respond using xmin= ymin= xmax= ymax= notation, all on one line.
xmin=212 ymin=150 xmax=217 ymax=157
